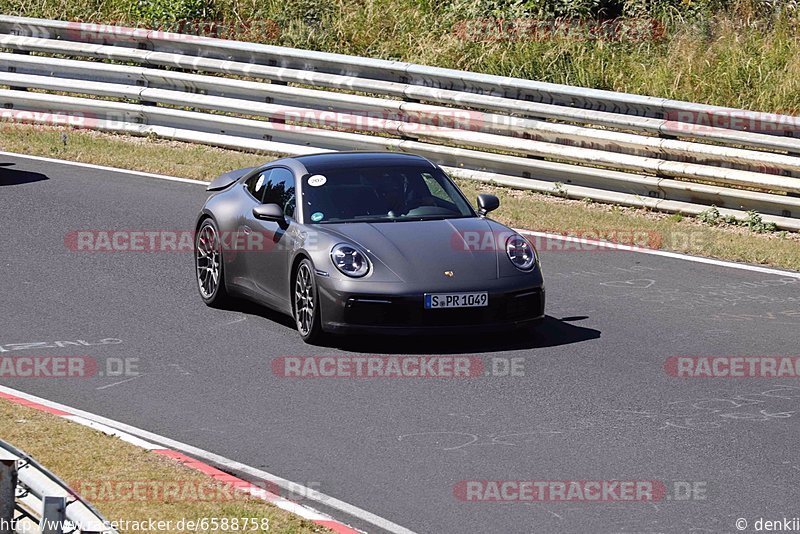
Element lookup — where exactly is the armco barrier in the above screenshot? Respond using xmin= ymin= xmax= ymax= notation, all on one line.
xmin=2 ymin=33 xmax=800 ymax=155
xmin=2 ymin=55 xmax=800 ymax=178
xmin=4 ymin=90 xmax=799 ymax=230
xmin=0 ymin=439 xmax=115 ymax=534
xmin=3 ymin=15 xmax=798 ymax=127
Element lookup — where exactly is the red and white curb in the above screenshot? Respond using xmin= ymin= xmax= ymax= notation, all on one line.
xmin=0 ymin=386 xmax=379 ymax=534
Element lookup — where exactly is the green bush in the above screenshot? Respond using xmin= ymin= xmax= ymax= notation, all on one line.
xmin=131 ymin=0 xmax=216 ymax=27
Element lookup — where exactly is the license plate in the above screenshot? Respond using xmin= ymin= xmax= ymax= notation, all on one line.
xmin=424 ymin=292 xmax=488 ymax=309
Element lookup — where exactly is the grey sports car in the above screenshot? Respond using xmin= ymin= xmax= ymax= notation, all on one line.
xmin=195 ymin=152 xmax=545 ymax=343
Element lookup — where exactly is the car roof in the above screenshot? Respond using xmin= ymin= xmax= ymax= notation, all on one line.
xmin=287 ymin=152 xmax=436 ymax=174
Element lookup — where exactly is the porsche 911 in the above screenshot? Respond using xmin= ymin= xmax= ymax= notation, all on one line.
xmin=195 ymin=152 xmax=545 ymax=343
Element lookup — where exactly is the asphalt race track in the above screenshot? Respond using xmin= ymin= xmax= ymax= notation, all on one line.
xmin=2 ymin=154 xmax=799 ymax=534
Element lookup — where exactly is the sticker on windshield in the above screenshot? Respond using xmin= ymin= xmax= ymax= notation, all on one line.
xmin=311 ymin=212 xmax=324 ymax=222
xmin=308 ymin=175 xmax=327 ymax=187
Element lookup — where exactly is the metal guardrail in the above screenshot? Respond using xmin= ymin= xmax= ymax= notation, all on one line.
xmin=0 ymin=15 xmax=799 ymax=229
xmin=0 ymin=439 xmax=116 ymax=534
xmin=2 ymin=30 xmax=800 ymax=156
xmin=3 ymin=15 xmax=800 ymax=128
xmin=2 ymin=53 xmax=800 ymax=180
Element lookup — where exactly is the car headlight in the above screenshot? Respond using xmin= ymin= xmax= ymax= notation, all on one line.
xmin=331 ymin=243 xmax=370 ymax=278
xmin=506 ymin=234 xmax=537 ymax=271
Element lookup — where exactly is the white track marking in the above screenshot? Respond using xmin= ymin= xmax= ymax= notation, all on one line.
xmin=0 ymin=385 xmax=419 ymax=534
xmin=95 ymin=374 xmax=144 ymax=390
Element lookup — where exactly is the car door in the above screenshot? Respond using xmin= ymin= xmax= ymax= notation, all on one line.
xmin=240 ymin=167 xmax=297 ymax=308
xmin=226 ymin=168 xmax=269 ymax=292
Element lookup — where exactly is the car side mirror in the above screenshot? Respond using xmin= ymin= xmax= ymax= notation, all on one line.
xmin=253 ymin=203 xmax=284 ymax=221
xmin=477 ymin=194 xmax=500 ymax=216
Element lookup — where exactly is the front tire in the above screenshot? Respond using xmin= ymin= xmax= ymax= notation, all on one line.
xmin=294 ymin=259 xmax=324 ymax=344
xmin=195 ymin=218 xmax=229 ymax=307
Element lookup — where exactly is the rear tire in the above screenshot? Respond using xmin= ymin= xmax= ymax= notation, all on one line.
xmin=195 ymin=218 xmax=230 ymax=307
xmin=294 ymin=259 xmax=324 ymax=344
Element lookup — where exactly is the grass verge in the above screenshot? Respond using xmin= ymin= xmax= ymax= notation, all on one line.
xmin=2 ymin=124 xmax=798 ymax=271
xmin=0 ymin=397 xmax=331 ymax=533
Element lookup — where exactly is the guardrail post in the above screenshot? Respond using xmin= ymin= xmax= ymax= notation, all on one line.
xmin=0 ymin=453 xmax=17 ymax=534
xmin=40 ymin=496 xmax=66 ymax=534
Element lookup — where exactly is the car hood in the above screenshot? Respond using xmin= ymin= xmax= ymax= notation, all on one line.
xmin=318 ymin=217 xmax=506 ymax=283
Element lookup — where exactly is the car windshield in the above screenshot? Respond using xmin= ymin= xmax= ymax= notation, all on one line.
xmin=301 ymin=165 xmax=476 ymax=224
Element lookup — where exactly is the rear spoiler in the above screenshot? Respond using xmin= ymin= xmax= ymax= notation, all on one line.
xmin=206 ymin=167 xmax=256 ymax=191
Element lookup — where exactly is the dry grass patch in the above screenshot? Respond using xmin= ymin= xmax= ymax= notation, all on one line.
xmin=0 ymin=398 xmax=331 ymax=534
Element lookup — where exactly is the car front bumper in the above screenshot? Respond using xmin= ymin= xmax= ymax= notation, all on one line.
xmin=318 ymin=284 xmax=546 ymax=335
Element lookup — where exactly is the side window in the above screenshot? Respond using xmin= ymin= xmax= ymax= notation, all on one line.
xmin=263 ymin=168 xmax=296 ymax=217
xmin=421 ymin=172 xmax=450 ymax=202
xmin=244 ymin=170 xmax=271 ymax=202
xmin=284 ymin=193 xmax=296 ymax=219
